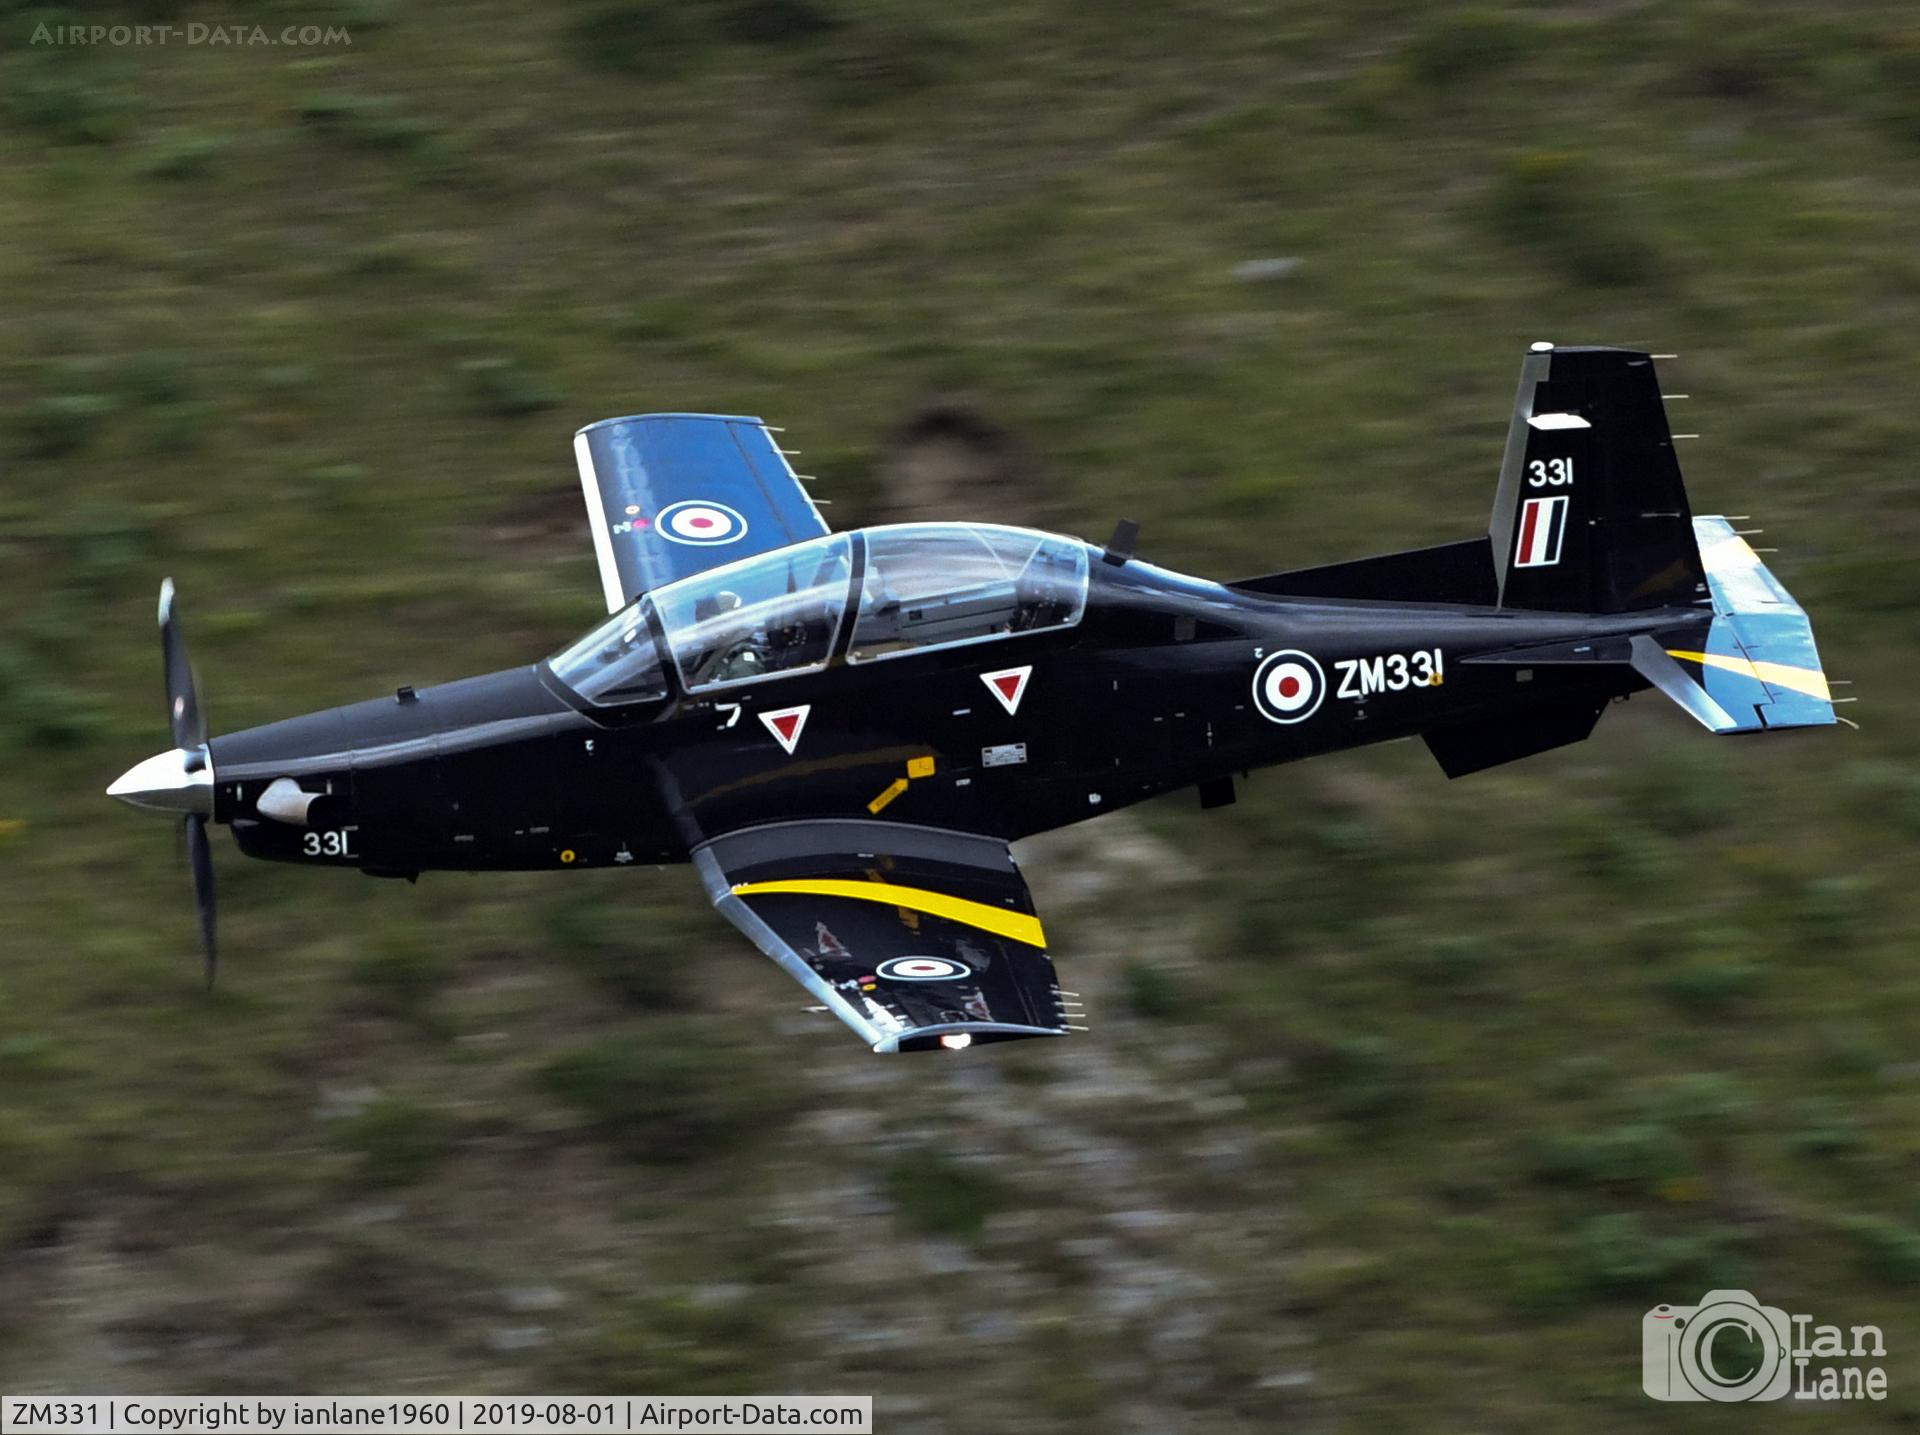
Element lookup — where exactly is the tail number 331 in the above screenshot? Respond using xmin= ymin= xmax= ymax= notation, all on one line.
xmin=303 ymin=829 xmax=355 ymax=858
xmin=1336 ymin=648 xmax=1444 ymax=699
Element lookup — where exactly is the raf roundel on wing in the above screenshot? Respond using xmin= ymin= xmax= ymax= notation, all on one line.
xmin=876 ymin=956 xmax=973 ymax=982
xmin=656 ymin=499 xmax=750 ymax=546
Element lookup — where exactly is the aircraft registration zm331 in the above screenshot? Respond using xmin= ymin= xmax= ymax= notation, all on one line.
xmin=109 ymin=344 xmax=1838 ymax=1052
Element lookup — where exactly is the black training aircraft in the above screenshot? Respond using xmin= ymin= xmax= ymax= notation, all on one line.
xmin=110 ymin=344 xmax=1837 ymax=1052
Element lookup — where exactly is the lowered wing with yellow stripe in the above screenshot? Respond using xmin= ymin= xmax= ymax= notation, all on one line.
xmin=693 ymin=820 xmax=1072 ymax=1054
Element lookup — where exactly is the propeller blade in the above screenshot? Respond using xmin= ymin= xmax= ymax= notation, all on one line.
xmin=159 ymin=578 xmax=206 ymax=753
xmin=185 ymin=813 xmax=217 ymax=988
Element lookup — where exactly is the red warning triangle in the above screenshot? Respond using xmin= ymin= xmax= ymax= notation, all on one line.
xmin=759 ymin=704 xmax=810 ymax=755
xmin=980 ymin=665 xmax=1032 ymax=716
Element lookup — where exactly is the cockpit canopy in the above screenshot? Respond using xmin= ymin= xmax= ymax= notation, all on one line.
xmin=850 ymin=525 xmax=1088 ymax=663
xmin=548 ymin=524 xmax=1090 ymax=706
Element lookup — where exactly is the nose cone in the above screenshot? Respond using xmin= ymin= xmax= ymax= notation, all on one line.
xmin=108 ymin=747 xmax=214 ymax=816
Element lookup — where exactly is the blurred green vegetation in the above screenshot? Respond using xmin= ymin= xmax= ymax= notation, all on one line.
xmin=884 ymin=1148 xmax=1001 ymax=1241
xmin=539 ymin=1022 xmax=801 ymax=1163
xmin=2 ymin=0 xmax=1919 ymax=1424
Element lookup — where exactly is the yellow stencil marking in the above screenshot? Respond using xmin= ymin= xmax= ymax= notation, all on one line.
xmin=866 ymin=777 xmax=910 ymax=814
xmin=731 ymin=879 xmax=1047 ymax=948
xmin=1666 ymin=650 xmax=1831 ymax=703
xmin=865 ymin=755 xmax=938 ymax=813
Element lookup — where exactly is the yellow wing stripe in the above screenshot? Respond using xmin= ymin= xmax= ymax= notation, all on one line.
xmin=730 ymin=878 xmax=1047 ymax=948
xmin=1666 ymin=650 xmax=1832 ymax=703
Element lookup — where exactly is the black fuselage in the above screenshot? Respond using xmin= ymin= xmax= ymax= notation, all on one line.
xmin=208 ymin=549 xmax=1678 ymax=878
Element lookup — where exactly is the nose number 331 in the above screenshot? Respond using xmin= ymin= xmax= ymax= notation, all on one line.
xmin=303 ymin=829 xmax=355 ymax=858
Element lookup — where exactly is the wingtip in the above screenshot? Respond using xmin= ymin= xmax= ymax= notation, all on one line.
xmin=158 ymin=576 xmax=175 ymax=627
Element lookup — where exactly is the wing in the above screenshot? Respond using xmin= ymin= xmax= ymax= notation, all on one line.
xmin=573 ymin=413 xmax=829 ymax=611
xmin=693 ymin=821 xmax=1075 ymax=1053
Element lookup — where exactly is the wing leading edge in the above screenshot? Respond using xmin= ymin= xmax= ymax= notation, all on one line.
xmin=694 ymin=821 xmax=1073 ymax=1053
xmin=574 ymin=413 xmax=829 ymax=611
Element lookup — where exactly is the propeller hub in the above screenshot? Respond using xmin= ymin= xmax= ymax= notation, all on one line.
xmin=108 ymin=746 xmax=214 ymax=816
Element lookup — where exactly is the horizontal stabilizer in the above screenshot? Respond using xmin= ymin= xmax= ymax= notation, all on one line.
xmin=1463 ymin=516 xmax=1836 ymax=735
xmin=1673 ymin=517 xmax=1835 ymax=732
xmin=1629 ymin=635 xmax=1740 ymax=733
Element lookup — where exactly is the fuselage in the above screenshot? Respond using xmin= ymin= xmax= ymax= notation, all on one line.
xmin=201 ymin=526 xmax=1681 ymax=879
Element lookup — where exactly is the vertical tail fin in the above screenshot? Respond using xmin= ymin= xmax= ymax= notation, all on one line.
xmin=1491 ymin=344 xmax=1708 ymax=613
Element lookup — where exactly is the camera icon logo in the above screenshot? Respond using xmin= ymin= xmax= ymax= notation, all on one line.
xmin=1644 ymin=1290 xmax=1793 ymax=1402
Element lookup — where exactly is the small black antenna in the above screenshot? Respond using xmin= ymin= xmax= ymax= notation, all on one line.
xmin=1102 ymin=519 xmax=1140 ymax=567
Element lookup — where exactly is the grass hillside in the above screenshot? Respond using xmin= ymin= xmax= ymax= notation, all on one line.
xmin=4 ymin=0 xmax=1920 ymax=1427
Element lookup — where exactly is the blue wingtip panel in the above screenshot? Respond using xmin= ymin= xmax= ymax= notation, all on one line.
xmin=575 ymin=414 xmax=830 ymax=608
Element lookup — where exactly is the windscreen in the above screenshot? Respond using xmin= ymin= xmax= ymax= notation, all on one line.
xmin=548 ymin=599 xmax=670 ymax=707
xmin=653 ymin=533 xmax=854 ymax=693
